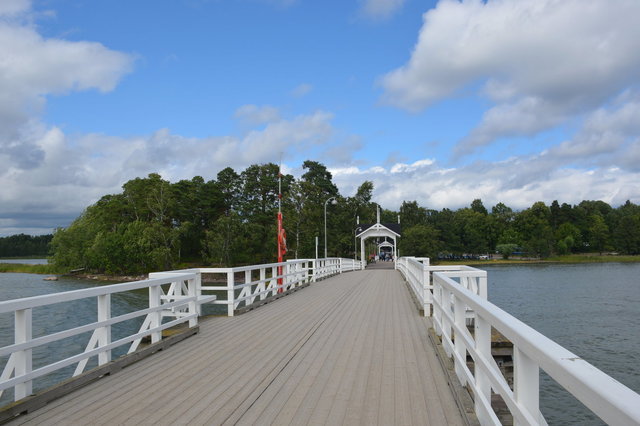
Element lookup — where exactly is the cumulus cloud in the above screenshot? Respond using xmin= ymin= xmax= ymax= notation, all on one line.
xmin=0 ymin=109 xmax=341 ymax=235
xmin=360 ymin=0 xmax=406 ymax=20
xmin=0 ymin=0 xmax=29 ymax=16
xmin=546 ymin=92 xmax=640 ymax=170
xmin=330 ymin=156 xmax=640 ymax=212
xmin=380 ymin=0 xmax=640 ymax=155
xmin=0 ymin=9 xmax=134 ymax=170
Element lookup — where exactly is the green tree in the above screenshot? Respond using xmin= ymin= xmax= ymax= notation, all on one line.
xmin=496 ymin=243 xmax=518 ymax=259
xmin=400 ymin=201 xmax=426 ymax=228
xmin=400 ymin=224 xmax=440 ymax=258
xmin=516 ymin=202 xmax=554 ymax=257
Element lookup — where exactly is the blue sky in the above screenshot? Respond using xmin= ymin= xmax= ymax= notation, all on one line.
xmin=1 ymin=0 xmax=640 ymax=235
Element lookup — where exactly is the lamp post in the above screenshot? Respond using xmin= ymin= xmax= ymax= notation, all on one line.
xmin=354 ymin=226 xmax=362 ymax=261
xmin=324 ymin=196 xmax=337 ymax=258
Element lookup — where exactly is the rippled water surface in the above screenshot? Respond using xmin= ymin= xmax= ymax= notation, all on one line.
xmin=0 ymin=273 xmax=147 ymax=404
xmin=483 ymin=263 xmax=640 ymax=425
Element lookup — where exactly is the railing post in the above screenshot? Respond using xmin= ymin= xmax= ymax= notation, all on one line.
xmin=339 ymin=258 xmax=343 ymax=274
xmin=454 ymin=294 xmax=467 ymax=385
xmin=422 ymin=263 xmax=430 ymax=317
xmin=245 ymin=270 xmax=252 ymax=306
xmin=271 ymin=266 xmax=278 ymax=295
xmin=311 ymin=259 xmax=317 ymax=282
xmin=227 ymin=272 xmax=235 ymax=317
xmin=149 ymin=284 xmax=162 ymax=344
xmin=187 ymin=278 xmax=197 ymax=327
xmin=478 ymin=272 xmax=488 ymax=299
xmin=97 ymin=294 xmax=111 ymax=365
xmin=441 ymin=287 xmax=453 ymax=357
xmin=514 ymin=346 xmax=541 ymax=425
xmin=433 ymin=277 xmax=443 ymax=336
xmin=260 ymin=268 xmax=267 ymax=299
xmin=474 ymin=315 xmax=492 ymax=424
xmin=195 ymin=270 xmax=203 ymax=315
xmin=14 ymin=308 xmax=32 ymax=400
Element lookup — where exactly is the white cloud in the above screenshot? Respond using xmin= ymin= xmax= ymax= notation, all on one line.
xmin=360 ymin=0 xmax=406 ymax=20
xmin=0 ymin=110 xmax=341 ymax=234
xmin=330 ymin=156 xmax=640 ymax=212
xmin=0 ymin=0 xmax=29 ymax=16
xmin=0 ymin=10 xmax=134 ymax=169
xmin=291 ymin=83 xmax=313 ymax=98
xmin=234 ymin=104 xmax=281 ymax=125
xmin=380 ymin=0 xmax=640 ymax=154
xmin=546 ymin=93 xmax=640 ymax=170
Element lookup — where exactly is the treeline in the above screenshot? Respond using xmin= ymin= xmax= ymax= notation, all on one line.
xmin=400 ymin=198 xmax=640 ymax=259
xmin=50 ymin=160 xmax=640 ymax=274
xmin=0 ymin=234 xmax=52 ymax=257
xmin=51 ymin=161 xmax=378 ymax=274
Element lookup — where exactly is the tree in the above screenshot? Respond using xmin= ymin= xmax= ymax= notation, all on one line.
xmin=470 ymin=199 xmax=488 ymax=215
xmin=0 ymin=234 xmax=52 ymax=257
xmin=400 ymin=225 xmax=440 ymax=258
xmin=588 ymin=214 xmax=609 ymax=254
xmin=496 ymin=243 xmax=518 ymax=259
xmin=613 ymin=214 xmax=640 ymax=254
xmin=400 ymin=201 xmax=427 ymax=229
xmin=516 ymin=202 xmax=554 ymax=257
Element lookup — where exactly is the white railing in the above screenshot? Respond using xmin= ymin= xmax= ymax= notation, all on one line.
xmin=0 ymin=257 xmax=357 ymax=404
xmin=397 ymin=257 xmax=486 ymax=317
xmin=430 ymin=270 xmax=640 ymax=425
xmin=0 ymin=273 xmax=214 ymax=402
xmin=340 ymin=258 xmax=363 ymax=272
xmin=152 ymin=258 xmax=355 ymax=317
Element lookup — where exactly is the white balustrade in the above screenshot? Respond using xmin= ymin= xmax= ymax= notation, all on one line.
xmin=0 ymin=273 xmax=208 ymax=402
xmin=425 ymin=261 xmax=640 ymax=425
xmin=3 ymin=254 xmax=638 ymax=425
xmin=399 ymin=256 xmax=640 ymax=424
xmin=397 ymin=256 xmax=486 ymax=317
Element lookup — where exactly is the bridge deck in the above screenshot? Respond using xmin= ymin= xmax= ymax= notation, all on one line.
xmin=11 ymin=270 xmax=465 ymax=425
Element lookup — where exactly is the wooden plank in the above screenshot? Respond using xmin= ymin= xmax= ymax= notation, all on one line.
xmin=8 ymin=270 xmax=468 ymax=426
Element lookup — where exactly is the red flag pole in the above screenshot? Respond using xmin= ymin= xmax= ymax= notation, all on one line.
xmin=277 ymin=164 xmax=286 ymax=292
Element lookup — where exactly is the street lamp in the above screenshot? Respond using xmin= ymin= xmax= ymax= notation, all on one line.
xmin=354 ymin=226 xmax=362 ymax=261
xmin=324 ymin=196 xmax=337 ymax=258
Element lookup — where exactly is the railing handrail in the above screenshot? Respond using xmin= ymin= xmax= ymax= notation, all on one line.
xmin=432 ymin=270 xmax=640 ymax=425
xmin=0 ymin=257 xmax=357 ymax=406
xmin=0 ymin=274 xmax=196 ymax=314
xmin=0 ymin=272 xmax=202 ymax=403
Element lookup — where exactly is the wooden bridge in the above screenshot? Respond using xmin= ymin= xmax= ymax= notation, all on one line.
xmin=7 ymin=267 xmax=466 ymax=425
xmin=1 ymin=257 xmax=640 ymax=425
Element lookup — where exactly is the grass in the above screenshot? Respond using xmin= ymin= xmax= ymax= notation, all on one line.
xmin=0 ymin=263 xmax=68 ymax=274
xmin=433 ymin=254 xmax=640 ymax=266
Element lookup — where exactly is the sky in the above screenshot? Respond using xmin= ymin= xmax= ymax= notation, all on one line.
xmin=1 ymin=0 xmax=640 ymax=236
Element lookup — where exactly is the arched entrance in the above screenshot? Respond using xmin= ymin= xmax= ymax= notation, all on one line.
xmin=355 ymin=210 xmax=401 ymax=270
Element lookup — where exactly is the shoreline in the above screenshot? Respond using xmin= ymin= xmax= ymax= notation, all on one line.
xmin=433 ymin=254 xmax=640 ymax=266
xmin=2 ymin=254 xmax=640 ymax=281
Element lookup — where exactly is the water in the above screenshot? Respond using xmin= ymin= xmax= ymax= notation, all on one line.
xmin=483 ymin=263 xmax=640 ymax=425
xmin=0 ymin=273 xmax=148 ymax=404
xmin=0 ymin=259 xmax=48 ymax=265
xmin=1 ymin=265 xmax=638 ymax=422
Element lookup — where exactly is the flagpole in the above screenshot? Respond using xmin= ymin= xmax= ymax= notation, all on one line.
xmin=277 ymin=161 xmax=285 ymax=292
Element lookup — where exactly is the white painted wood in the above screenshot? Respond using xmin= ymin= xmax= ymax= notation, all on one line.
xmin=431 ymin=269 xmax=640 ymax=425
xmin=10 ymin=269 xmax=465 ymax=425
xmin=454 ymin=294 xmax=467 ymax=386
xmin=474 ymin=315 xmax=494 ymax=425
xmin=514 ymin=346 xmax=541 ymax=426
xmin=97 ymin=294 xmax=111 ymax=365
xmin=14 ymin=309 xmax=32 ymax=400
